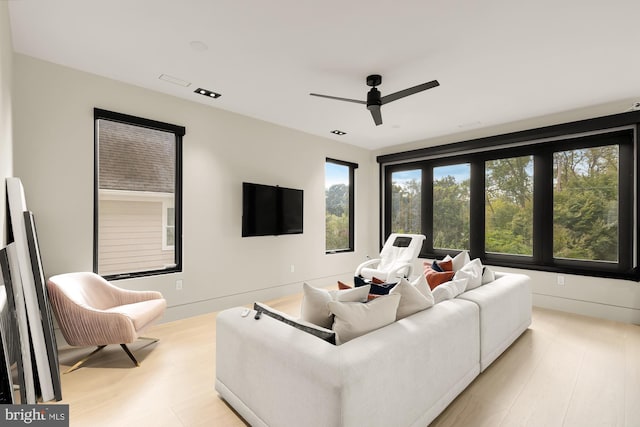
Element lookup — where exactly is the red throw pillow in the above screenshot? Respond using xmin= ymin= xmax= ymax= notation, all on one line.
xmin=337 ymin=281 xmax=352 ymax=290
xmin=423 ymin=263 xmax=455 ymax=290
xmin=437 ymin=259 xmax=453 ymax=272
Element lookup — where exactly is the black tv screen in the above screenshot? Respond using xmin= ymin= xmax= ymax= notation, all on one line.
xmin=242 ymin=183 xmax=303 ymax=237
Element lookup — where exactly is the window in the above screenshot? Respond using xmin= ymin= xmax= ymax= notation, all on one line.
xmin=390 ymin=169 xmax=422 ymax=234
xmin=379 ymin=118 xmax=637 ymax=280
xmin=163 ymin=203 xmax=175 ymax=250
xmin=485 ymin=156 xmax=533 ymax=256
xmin=553 ymin=145 xmax=619 ymax=262
xmin=433 ymin=164 xmax=470 ymax=251
xmin=94 ymin=109 xmax=184 ymax=279
xmin=325 ymin=158 xmax=357 ymax=253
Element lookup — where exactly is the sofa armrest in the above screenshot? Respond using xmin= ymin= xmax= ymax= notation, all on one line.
xmin=215 ymin=307 xmax=343 ymax=427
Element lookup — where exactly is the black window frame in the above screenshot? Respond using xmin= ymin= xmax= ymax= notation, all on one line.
xmin=325 ymin=157 xmax=358 ymax=254
xmin=379 ymin=111 xmax=640 ymax=281
xmin=93 ymin=108 xmax=185 ymax=280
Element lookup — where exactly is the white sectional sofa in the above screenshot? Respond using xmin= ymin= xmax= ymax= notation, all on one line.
xmin=459 ymin=273 xmax=532 ymax=371
xmin=215 ymin=272 xmax=531 ymax=427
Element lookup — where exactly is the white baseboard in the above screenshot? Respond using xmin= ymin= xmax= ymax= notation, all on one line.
xmin=533 ymin=293 xmax=640 ymax=324
xmin=161 ymin=272 xmax=354 ymax=323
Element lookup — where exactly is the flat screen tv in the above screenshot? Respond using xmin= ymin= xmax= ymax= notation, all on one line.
xmin=242 ymin=182 xmax=303 ymax=237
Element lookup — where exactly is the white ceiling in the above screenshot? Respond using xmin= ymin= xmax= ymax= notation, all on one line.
xmin=8 ymin=0 xmax=640 ymax=150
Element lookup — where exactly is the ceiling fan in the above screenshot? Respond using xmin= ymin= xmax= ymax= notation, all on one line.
xmin=310 ymin=74 xmax=440 ymax=126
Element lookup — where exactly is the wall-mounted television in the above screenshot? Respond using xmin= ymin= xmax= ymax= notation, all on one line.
xmin=242 ymin=182 xmax=303 ymax=237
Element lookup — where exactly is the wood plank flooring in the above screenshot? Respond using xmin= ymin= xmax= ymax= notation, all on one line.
xmin=51 ymin=291 xmax=640 ymax=427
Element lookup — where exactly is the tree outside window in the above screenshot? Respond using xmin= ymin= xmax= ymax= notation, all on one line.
xmin=390 ymin=169 xmax=422 ymax=234
xmin=485 ymin=156 xmax=533 ymax=256
xmin=325 ymin=159 xmax=356 ymax=253
xmin=433 ymin=164 xmax=470 ymax=250
xmin=553 ymin=145 xmax=619 ymax=262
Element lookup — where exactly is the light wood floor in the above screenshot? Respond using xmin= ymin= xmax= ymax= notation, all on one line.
xmin=52 ymin=291 xmax=640 ymax=427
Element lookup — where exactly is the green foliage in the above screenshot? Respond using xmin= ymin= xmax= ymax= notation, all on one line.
xmin=326 ymin=212 xmax=349 ymax=251
xmin=553 ymin=147 xmax=619 ymax=261
xmin=391 ymin=179 xmax=421 ymax=234
xmin=433 ymin=175 xmax=469 ymax=250
xmin=485 ymin=156 xmax=533 ymax=255
xmin=326 ymin=184 xmax=350 ymax=250
xmin=326 ymin=184 xmax=348 ymax=217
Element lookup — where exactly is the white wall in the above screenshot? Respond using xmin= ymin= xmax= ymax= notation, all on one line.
xmin=0 ymin=2 xmax=14 ymax=244
xmin=12 ymin=54 xmax=379 ymax=322
xmin=11 ymin=49 xmax=640 ymax=326
xmin=390 ymin=109 xmax=640 ymax=324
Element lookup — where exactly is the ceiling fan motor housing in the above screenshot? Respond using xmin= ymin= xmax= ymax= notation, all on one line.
xmin=367 ymin=87 xmax=382 ymax=107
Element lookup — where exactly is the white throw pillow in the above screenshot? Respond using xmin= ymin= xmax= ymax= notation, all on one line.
xmin=482 ymin=266 xmax=496 ymax=285
xmin=300 ymin=283 xmax=370 ymax=329
xmin=328 ymin=294 xmax=401 ymax=344
xmin=451 ymin=250 xmax=471 ymax=271
xmin=389 ymin=278 xmax=433 ymax=320
xmin=432 ymin=278 xmax=469 ymax=304
xmin=455 ymin=258 xmax=483 ymax=290
xmin=410 ymin=273 xmax=435 ymax=304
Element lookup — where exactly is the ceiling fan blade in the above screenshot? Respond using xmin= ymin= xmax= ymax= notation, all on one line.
xmin=368 ymin=104 xmax=383 ymax=126
xmin=309 ymin=93 xmax=366 ymax=104
xmin=380 ymin=80 xmax=440 ymax=105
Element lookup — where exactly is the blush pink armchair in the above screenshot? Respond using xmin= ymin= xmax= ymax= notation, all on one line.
xmin=46 ymin=272 xmax=166 ymax=373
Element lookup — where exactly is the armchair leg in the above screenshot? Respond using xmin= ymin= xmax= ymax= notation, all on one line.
xmin=120 ymin=337 xmax=160 ymax=367
xmin=120 ymin=344 xmax=140 ymax=367
xmin=64 ymin=345 xmax=107 ymax=374
xmin=64 ymin=338 xmax=160 ymax=373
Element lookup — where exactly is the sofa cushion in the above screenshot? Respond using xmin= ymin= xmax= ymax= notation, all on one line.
xmin=300 ymin=283 xmax=370 ymax=329
xmin=451 ymin=250 xmax=471 ymax=271
xmin=254 ymin=302 xmax=336 ymax=345
xmin=439 ymin=251 xmax=470 ymax=271
xmin=389 ymin=278 xmax=433 ymax=320
xmin=482 ymin=266 xmax=496 ymax=284
xmin=327 ymin=294 xmax=401 ymax=344
xmin=411 ymin=272 xmax=434 ymax=301
xmin=455 ymin=258 xmax=483 ymax=290
xmin=432 ymin=278 xmax=468 ymax=304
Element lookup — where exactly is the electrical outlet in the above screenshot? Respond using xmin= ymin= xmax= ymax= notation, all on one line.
xmin=176 ymin=279 xmax=183 ymax=290
xmin=557 ymin=275 xmax=565 ymax=286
